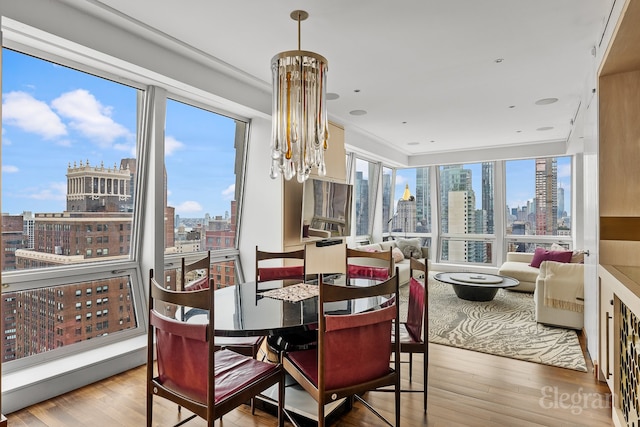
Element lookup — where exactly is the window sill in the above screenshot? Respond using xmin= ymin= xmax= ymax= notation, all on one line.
xmin=2 ymin=335 xmax=147 ymax=414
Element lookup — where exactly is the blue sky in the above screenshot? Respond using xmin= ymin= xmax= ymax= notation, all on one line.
xmin=2 ymin=48 xmax=237 ymax=217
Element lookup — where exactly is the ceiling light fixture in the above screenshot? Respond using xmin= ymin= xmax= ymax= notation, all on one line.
xmin=270 ymin=10 xmax=329 ymax=182
xmin=535 ymin=98 xmax=558 ymax=105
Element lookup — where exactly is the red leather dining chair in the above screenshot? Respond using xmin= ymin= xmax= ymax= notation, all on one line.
xmin=181 ymin=251 xmax=265 ymax=360
xmin=282 ymin=268 xmax=401 ymax=426
xmin=346 ymin=247 xmax=393 ymax=280
xmin=255 ymin=245 xmax=316 ymax=360
xmin=255 ymin=245 xmax=306 ymax=287
xmin=395 ymin=257 xmax=428 ymax=412
xmin=146 ymin=269 xmax=285 ymax=427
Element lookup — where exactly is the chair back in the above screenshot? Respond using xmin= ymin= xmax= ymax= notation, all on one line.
xmin=147 ymin=269 xmax=215 ymax=419
xmin=318 ymin=268 xmax=400 ymax=393
xmin=346 ymin=247 xmax=393 ymax=280
xmin=255 ymin=246 xmax=306 ymax=283
xmin=405 ymin=257 xmax=428 ymax=342
xmin=181 ymin=251 xmax=211 ymax=291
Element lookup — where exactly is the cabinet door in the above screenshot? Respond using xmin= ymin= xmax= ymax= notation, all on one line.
xmin=598 ymin=275 xmax=615 ymax=389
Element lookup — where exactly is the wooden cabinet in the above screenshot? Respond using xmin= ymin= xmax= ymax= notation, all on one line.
xmin=598 ymin=272 xmax=615 ymax=388
xmin=597 ymin=2 xmax=640 ymax=425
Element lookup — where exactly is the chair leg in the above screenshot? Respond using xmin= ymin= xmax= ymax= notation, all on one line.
xmin=278 ymin=372 xmax=285 ymax=427
xmin=409 ymin=353 xmax=413 ymax=382
xmin=423 ymin=352 xmax=428 ymax=413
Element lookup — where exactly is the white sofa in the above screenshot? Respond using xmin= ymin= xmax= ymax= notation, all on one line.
xmin=496 ymin=252 xmax=541 ymax=292
xmin=534 ymin=260 xmax=584 ymax=329
xmin=353 ymin=239 xmax=429 ymax=287
xmin=497 ymin=251 xmax=584 ymax=329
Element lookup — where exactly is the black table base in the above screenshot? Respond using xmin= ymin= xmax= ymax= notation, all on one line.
xmin=451 ymin=284 xmax=499 ymax=302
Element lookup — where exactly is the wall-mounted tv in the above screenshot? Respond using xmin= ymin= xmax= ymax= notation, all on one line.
xmin=301 ymin=178 xmax=353 ymax=241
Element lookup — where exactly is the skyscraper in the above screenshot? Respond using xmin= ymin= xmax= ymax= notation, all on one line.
xmin=415 ymin=167 xmax=431 ymax=232
xmin=535 ymin=158 xmax=558 ymax=235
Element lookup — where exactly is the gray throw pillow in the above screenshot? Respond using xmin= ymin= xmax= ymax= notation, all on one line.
xmin=402 ymin=245 xmax=422 ymax=259
xmin=396 ymin=238 xmax=421 ymax=254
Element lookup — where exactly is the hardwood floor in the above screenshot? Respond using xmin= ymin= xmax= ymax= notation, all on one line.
xmin=7 ymin=339 xmax=612 ymax=427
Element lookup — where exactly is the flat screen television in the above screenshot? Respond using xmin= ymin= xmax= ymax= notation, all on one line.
xmin=301 ymin=178 xmax=353 ymax=241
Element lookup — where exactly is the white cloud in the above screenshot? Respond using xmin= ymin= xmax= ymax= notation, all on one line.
xmin=51 ymin=89 xmax=130 ymax=146
xmin=26 ymin=182 xmax=67 ymax=201
xmin=174 ymin=201 xmax=203 ymax=214
xmin=165 ymin=136 xmax=185 ymax=156
xmin=222 ymin=184 xmax=235 ymax=199
xmin=2 ymin=165 xmax=19 ymax=173
xmin=2 ymin=91 xmax=67 ymax=139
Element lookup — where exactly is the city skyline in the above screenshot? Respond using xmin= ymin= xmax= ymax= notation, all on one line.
xmin=395 ymin=158 xmax=572 ymax=218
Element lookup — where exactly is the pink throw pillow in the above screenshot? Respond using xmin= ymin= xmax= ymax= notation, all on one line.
xmin=392 ymin=247 xmax=405 ymax=263
xmin=529 ymin=247 xmax=573 ymax=268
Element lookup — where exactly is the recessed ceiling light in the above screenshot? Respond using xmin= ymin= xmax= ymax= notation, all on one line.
xmin=354 ymin=89 xmax=361 ymax=93
xmin=516 ymin=130 xmax=522 ymax=133
xmin=494 ymin=58 xmax=504 ymax=63
xmin=509 ymin=105 xmax=516 ymax=109
xmin=326 ymin=93 xmax=340 ymax=100
xmin=536 ymin=126 xmax=554 ymax=131
xmin=430 ymin=140 xmax=436 ymax=143
xmin=349 ymin=110 xmax=367 ymax=116
xmin=535 ymin=98 xmax=558 ymax=105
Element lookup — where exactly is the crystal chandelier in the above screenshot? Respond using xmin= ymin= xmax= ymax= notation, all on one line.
xmin=270 ymin=10 xmax=329 ymax=182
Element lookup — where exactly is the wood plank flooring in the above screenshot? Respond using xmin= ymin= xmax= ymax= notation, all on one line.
xmin=7 ymin=339 xmax=613 ymax=426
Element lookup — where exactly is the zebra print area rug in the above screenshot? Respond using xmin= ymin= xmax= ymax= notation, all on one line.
xmin=410 ymin=275 xmax=587 ymax=372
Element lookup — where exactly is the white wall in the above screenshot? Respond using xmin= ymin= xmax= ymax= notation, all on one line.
xmin=238 ymin=117 xmax=284 ymax=281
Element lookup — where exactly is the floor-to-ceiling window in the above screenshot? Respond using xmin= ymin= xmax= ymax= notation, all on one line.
xmin=1 ymin=48 xmax=143 ymax=365
xmin=505 ymin=156 xmax=572 ymax=251
xmin=438 ymin=162 xmax=496 ymax=265
xmin=162 ymin=98 xmax=248 ymax=289
xmin=353 ymin=158 xmax=380 ymax=237
xmin=392 ymin=167 xmax=432 ymax=249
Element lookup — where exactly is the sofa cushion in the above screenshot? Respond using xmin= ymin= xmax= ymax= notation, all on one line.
xmin=530 ymin=247 xmax=573 ymax=268
xmin=498 ymin=261 xmax=540 ymax=285
xmin=378 ymin=241 xmax=397 ymax=252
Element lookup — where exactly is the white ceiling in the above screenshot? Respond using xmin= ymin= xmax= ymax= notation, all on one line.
xmin=72 ymin=0 xmax=613 ymax=156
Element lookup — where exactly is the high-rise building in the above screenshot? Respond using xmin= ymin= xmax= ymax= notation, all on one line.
xmin=382 ymin=172 xmax=392 ymax=231
xmin=535 ymin=158 xmax=558 ymax=235
xmin=1 ymin=214 xmax=27 ymax=271
xmin=392 ymin=184 xmax=416 ymax=234
xmin=558 ymin=185 xmax=565 ymax=219
xmin=415 ymin=167 xmax=431 ymax=232
xmin=481 ymin=162 xmax=494 ymax=234
xmin=355 ymin=171 xmax=369 ymax=235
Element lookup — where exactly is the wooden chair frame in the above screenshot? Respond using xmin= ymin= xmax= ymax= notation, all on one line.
xmin=346 ymin=247 xmax=394 ymax=280
xmin=282 ymin=268 xmax=401 ymax=426
xmin=255 ymin=245 xmax=306 ymax=287
xmin=398 ymin=257 xmax=429 ymax=412
xmin=146 ymin=270 xmax=285 ymax=427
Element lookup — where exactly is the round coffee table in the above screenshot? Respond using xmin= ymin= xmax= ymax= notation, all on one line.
xmin=434 ymin=272 xmax=520 ymax=301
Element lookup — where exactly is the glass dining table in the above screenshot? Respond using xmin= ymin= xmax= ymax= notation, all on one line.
xmin=182 ymin=274 xmax=391 ymax=424
xmin=207 ymin=274 xmax=388 ymax=338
